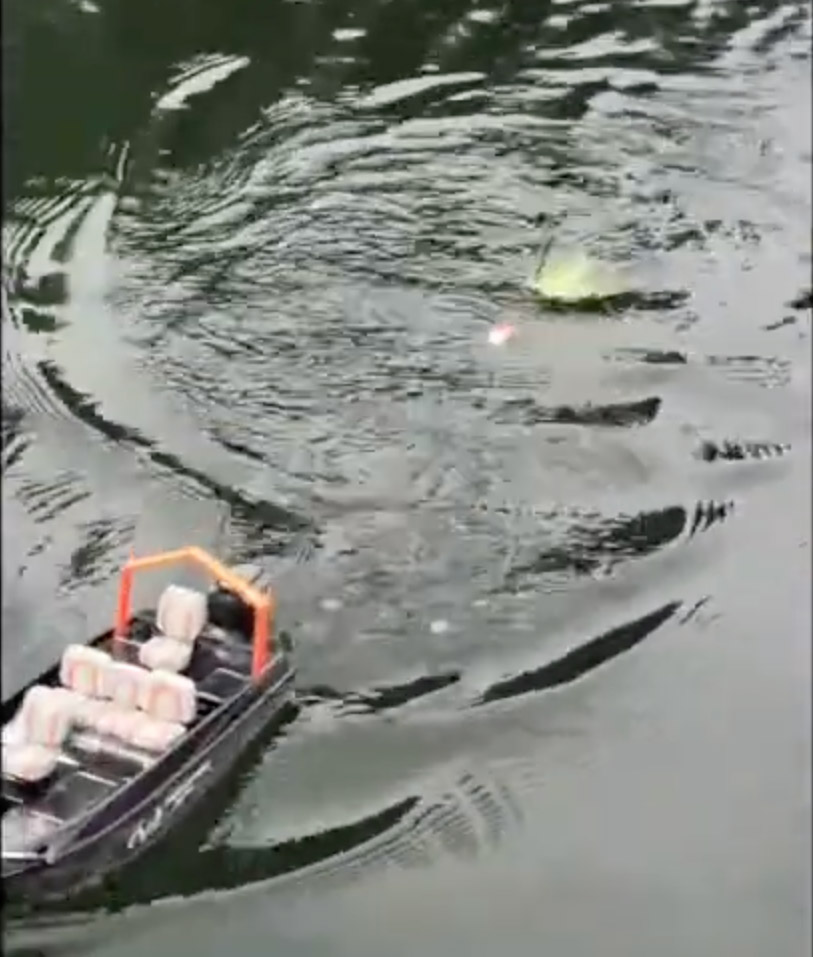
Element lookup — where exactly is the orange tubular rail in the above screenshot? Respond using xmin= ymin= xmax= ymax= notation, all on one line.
xmin=114 ymin=546 xmax=275 ymax=681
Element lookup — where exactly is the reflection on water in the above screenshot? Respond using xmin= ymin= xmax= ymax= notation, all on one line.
xmin=2 ymin=0 xmax=810 ymax=952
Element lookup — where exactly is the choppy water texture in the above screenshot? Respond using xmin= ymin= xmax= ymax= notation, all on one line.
xmin=2 ymin=0 xmax=811 ymax=954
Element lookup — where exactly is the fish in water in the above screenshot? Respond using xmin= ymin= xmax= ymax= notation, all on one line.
xmin=528 ymin=214 xmax=632 ymax=304
xmin=531 ymin=248 xmax=631 ymax=302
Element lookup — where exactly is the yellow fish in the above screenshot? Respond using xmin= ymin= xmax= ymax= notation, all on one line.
xmin=528 ymin=216 xmax=631 ymax=304
xmin=532 ymin=249 xmax=630 ymax=302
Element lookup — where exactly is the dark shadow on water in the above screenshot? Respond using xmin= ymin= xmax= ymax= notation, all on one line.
xmin=613 ymin=348 xmax=688 ymax=366
xmin=493 ymin=395 xmax=661 ymax=428
xmin=696 ymin=439 xmax=790 ymax=463
xmin=501 ymin=500 xmax=732 ymax=591
xmin=37 ymin=361 xmax=311 ymax=541
xmin=6 ymin=0 xmax=803 ymax=191
xmin=5 ymin=760 xmax=525 ymax=955
xmin=96 ymin=794 xmax=421 ymax=911
xmin=787 ymin=288 xmax=811 ymax=311
xmin=294 ymin=669 xmax=461 ymax=715
xmin=2 ymin=403 xmax=30 ymax=471
xmin=503 ymin=505 xmax=688 ymax=586
xmin=476 ymin=601 xmax=682 ymax=706
xmin=536 ymin=289 xmax=689 ymax=315
xmin=334 ymin=670 xmax=462 ymax=715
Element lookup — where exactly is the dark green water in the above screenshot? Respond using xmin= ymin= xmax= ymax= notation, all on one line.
xmin=2 ymin=0 xmax=811 ymax=954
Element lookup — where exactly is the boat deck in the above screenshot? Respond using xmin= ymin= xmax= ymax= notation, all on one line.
xmin=1 ymin=616 xmax=255 ymax=856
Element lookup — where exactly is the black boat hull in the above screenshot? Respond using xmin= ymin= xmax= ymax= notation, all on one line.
xmin=3 ymin=655 xmax=294 ymax=906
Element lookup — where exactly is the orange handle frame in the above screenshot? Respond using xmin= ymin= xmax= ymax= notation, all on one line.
xmin=114 ymin=546 xmax=275 ymax=681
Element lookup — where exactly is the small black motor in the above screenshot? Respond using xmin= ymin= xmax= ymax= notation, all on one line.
xmin=207 ymin=585 xmax=254 ymax=639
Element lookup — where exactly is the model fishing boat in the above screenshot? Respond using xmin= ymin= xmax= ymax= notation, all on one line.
xmin=1 ymin=546 xmax=295 ymax=904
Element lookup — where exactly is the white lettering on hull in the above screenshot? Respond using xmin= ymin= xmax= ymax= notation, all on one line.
xmin=125 ymin=760 xmax=213 ymax=851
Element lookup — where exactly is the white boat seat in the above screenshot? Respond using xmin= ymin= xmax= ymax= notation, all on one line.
xmin=140 ymin=670 xmax=197 ymax=725
xmin=115 ymin=712 xmax=185 ymax=753
xmin=65 ymin=695 xmax=185 ymax=755
xmin=60 ymin=645 xmax=110 ymax=698
xmin=2 ymin=685 xmax=74 ymax=783
xmin=156 ymin=584 xmax=209 ymax=641
xmin=138 ymin=584 xmax=207 ymax=673
xmin=138 ymin=636 xmax=193 ymax=673
xmin=67 ymin=697 xmax=133 ymax=739
xmin=62 ymin=661 xmax=193 ymax=756
xmin=101 ymin=660 xmax=150 ymax=711
xmin=68 ymin=694 xmax=115 ymax=730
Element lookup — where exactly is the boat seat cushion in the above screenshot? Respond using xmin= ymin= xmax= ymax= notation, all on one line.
xmin=1 ymin=685 xmax=75 ymax=783
xmin=71 ymin=701 xmax=184 ymax=754
xmin=4 ymin=685 xmax=74 ymax=748
xmin=124 ymin=713 xmax=185 ymax=753
xmin=156 ymin=584 xmax=208 ymax=642
xmin=60 ymin=645 xmax=110 ymax=698
xmin=138 ymin=635 xmax=193 ymax=673
xmin=68 ymin=697 xmax=131 ymax=738
xmin=140 ymin=670 xmax=197 ymax=725
xmin=2 ymin=743 xmax=61 ymax=784
xmin=62 ymin=670 xmax=193 ymax=755
xmin=101 ymin=660 xmax=150 ymax=710
xmin=67 ymin=694 xmax=113 ymax=729
xmin=138 ymin=584 xmax=208 ymax=673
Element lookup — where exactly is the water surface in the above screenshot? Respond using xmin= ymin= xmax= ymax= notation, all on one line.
xmin=2 ymin=0 xmax=810 ymax=954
